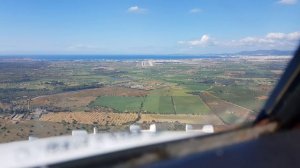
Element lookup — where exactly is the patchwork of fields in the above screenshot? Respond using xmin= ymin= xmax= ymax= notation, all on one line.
xmin=32 ymin=85 xmax=259 ymax=126
xmin=87 ymin=87 xmax=211 ymax=115
xmin=0 ymin=57 xmax=289 ymax=143
xmin=143 ymin=87 xmax=210 ymax=114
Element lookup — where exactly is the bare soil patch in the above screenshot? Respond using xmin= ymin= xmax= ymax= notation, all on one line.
xmin=256 ymin=95 xmax=268 ymax=100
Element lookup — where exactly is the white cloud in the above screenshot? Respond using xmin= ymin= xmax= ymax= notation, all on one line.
xmin=178 ymin=34 xmax=215 ymax=47
xmin=278 ymin=0 xmax=298 ymax=5
xmin=127 ymin=6 xmax=147 ymax=14
xmin=286 ymin=32 xmax=300 ymax=40
xmin=266 ymin=32 xmax=286 ymax=39
xmin=178 ymin=31 xmax=300 ymax=50
xmin=265 ymin=32 xmax=300 ymax=41
xmin=238 ymin=32 xmax=300 ymax=47
xmin=189 ymin=8 xmax=202 ymax=14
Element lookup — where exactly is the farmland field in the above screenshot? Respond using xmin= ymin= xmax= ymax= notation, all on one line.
xmin=143 ymin=95 xmax=160 ymax=113
xmin=143 ymin=89 xmax=175 ymax=114
xmin=89 ymin=96 xmax=144 ymax=112
xmin=173 ymin=96 xmax=210 ymax=114
xmin=158 ymin=96 xmax=174 ymax=114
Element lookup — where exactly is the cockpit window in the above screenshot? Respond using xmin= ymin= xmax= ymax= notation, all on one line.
xmin=0 ymin=0 xmax=299 ymax=144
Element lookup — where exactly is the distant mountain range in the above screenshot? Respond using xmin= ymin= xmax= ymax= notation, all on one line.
xmin=234 ymin=49 xmax=293 ymax=56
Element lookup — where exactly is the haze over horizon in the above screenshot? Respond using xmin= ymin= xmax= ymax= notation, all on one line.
xmin=0 ymin=0 xmax=299 ymax=55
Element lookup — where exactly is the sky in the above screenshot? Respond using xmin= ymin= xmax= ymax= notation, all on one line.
xmin=0 ymin=0 xmax=299 ymax=55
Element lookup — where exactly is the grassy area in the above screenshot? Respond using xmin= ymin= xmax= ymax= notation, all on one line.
xmin=173 ymin=96 xmax=210 ymax=114
xmin=219 ymin=113 xmax=240 ymax=124
xmin=143 ymin=95 xmax=159 ymax=113
xmin=143 ymin=88 xmax=175 ymax=114
xmin=158 ymin=96 xmax=175 ymax=114
xmin=90 ymin=96 xmax=144 ymax=112
xmin=143 ymin=95 xmax=174 ymax=114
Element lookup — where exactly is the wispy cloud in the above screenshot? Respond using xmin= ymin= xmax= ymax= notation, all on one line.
xmin=277 ymin=0 xmax=298 ymax=5
xmin=67 ymin=44 xmax=100 ymax=51
xmin=127 ymin=6 xmax=147 ymax=14
xmin=189 ymin=8 xmax=202 ymax=14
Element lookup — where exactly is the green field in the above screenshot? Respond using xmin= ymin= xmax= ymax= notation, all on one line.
xmin=143 ymin=95 xmax=160 ymax=113
xmin=90 ymin=96 xmax=144 ymax=112
xmin=143 ymin=88 xmax=175 ymax=114
xmin=173 ymin=96 xmax=210 ymax=114
xmin=142 ymin=87 xmax=210 ymax=114
xmin=143 ymin=95 xmax=174 ymax=114
xmin=158 ymin=96 xmax=174 ymax=114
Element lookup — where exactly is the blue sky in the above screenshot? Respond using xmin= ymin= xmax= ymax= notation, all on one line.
xmin=0 ymin=0 xmax=299 ymax=55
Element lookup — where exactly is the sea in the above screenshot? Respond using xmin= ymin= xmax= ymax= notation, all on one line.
xmin=0 ymin=55 xmax=226 ymax=61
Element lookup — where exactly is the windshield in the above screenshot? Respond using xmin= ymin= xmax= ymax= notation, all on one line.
xmin=0 ymin=0 xmax=299 ymax=144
